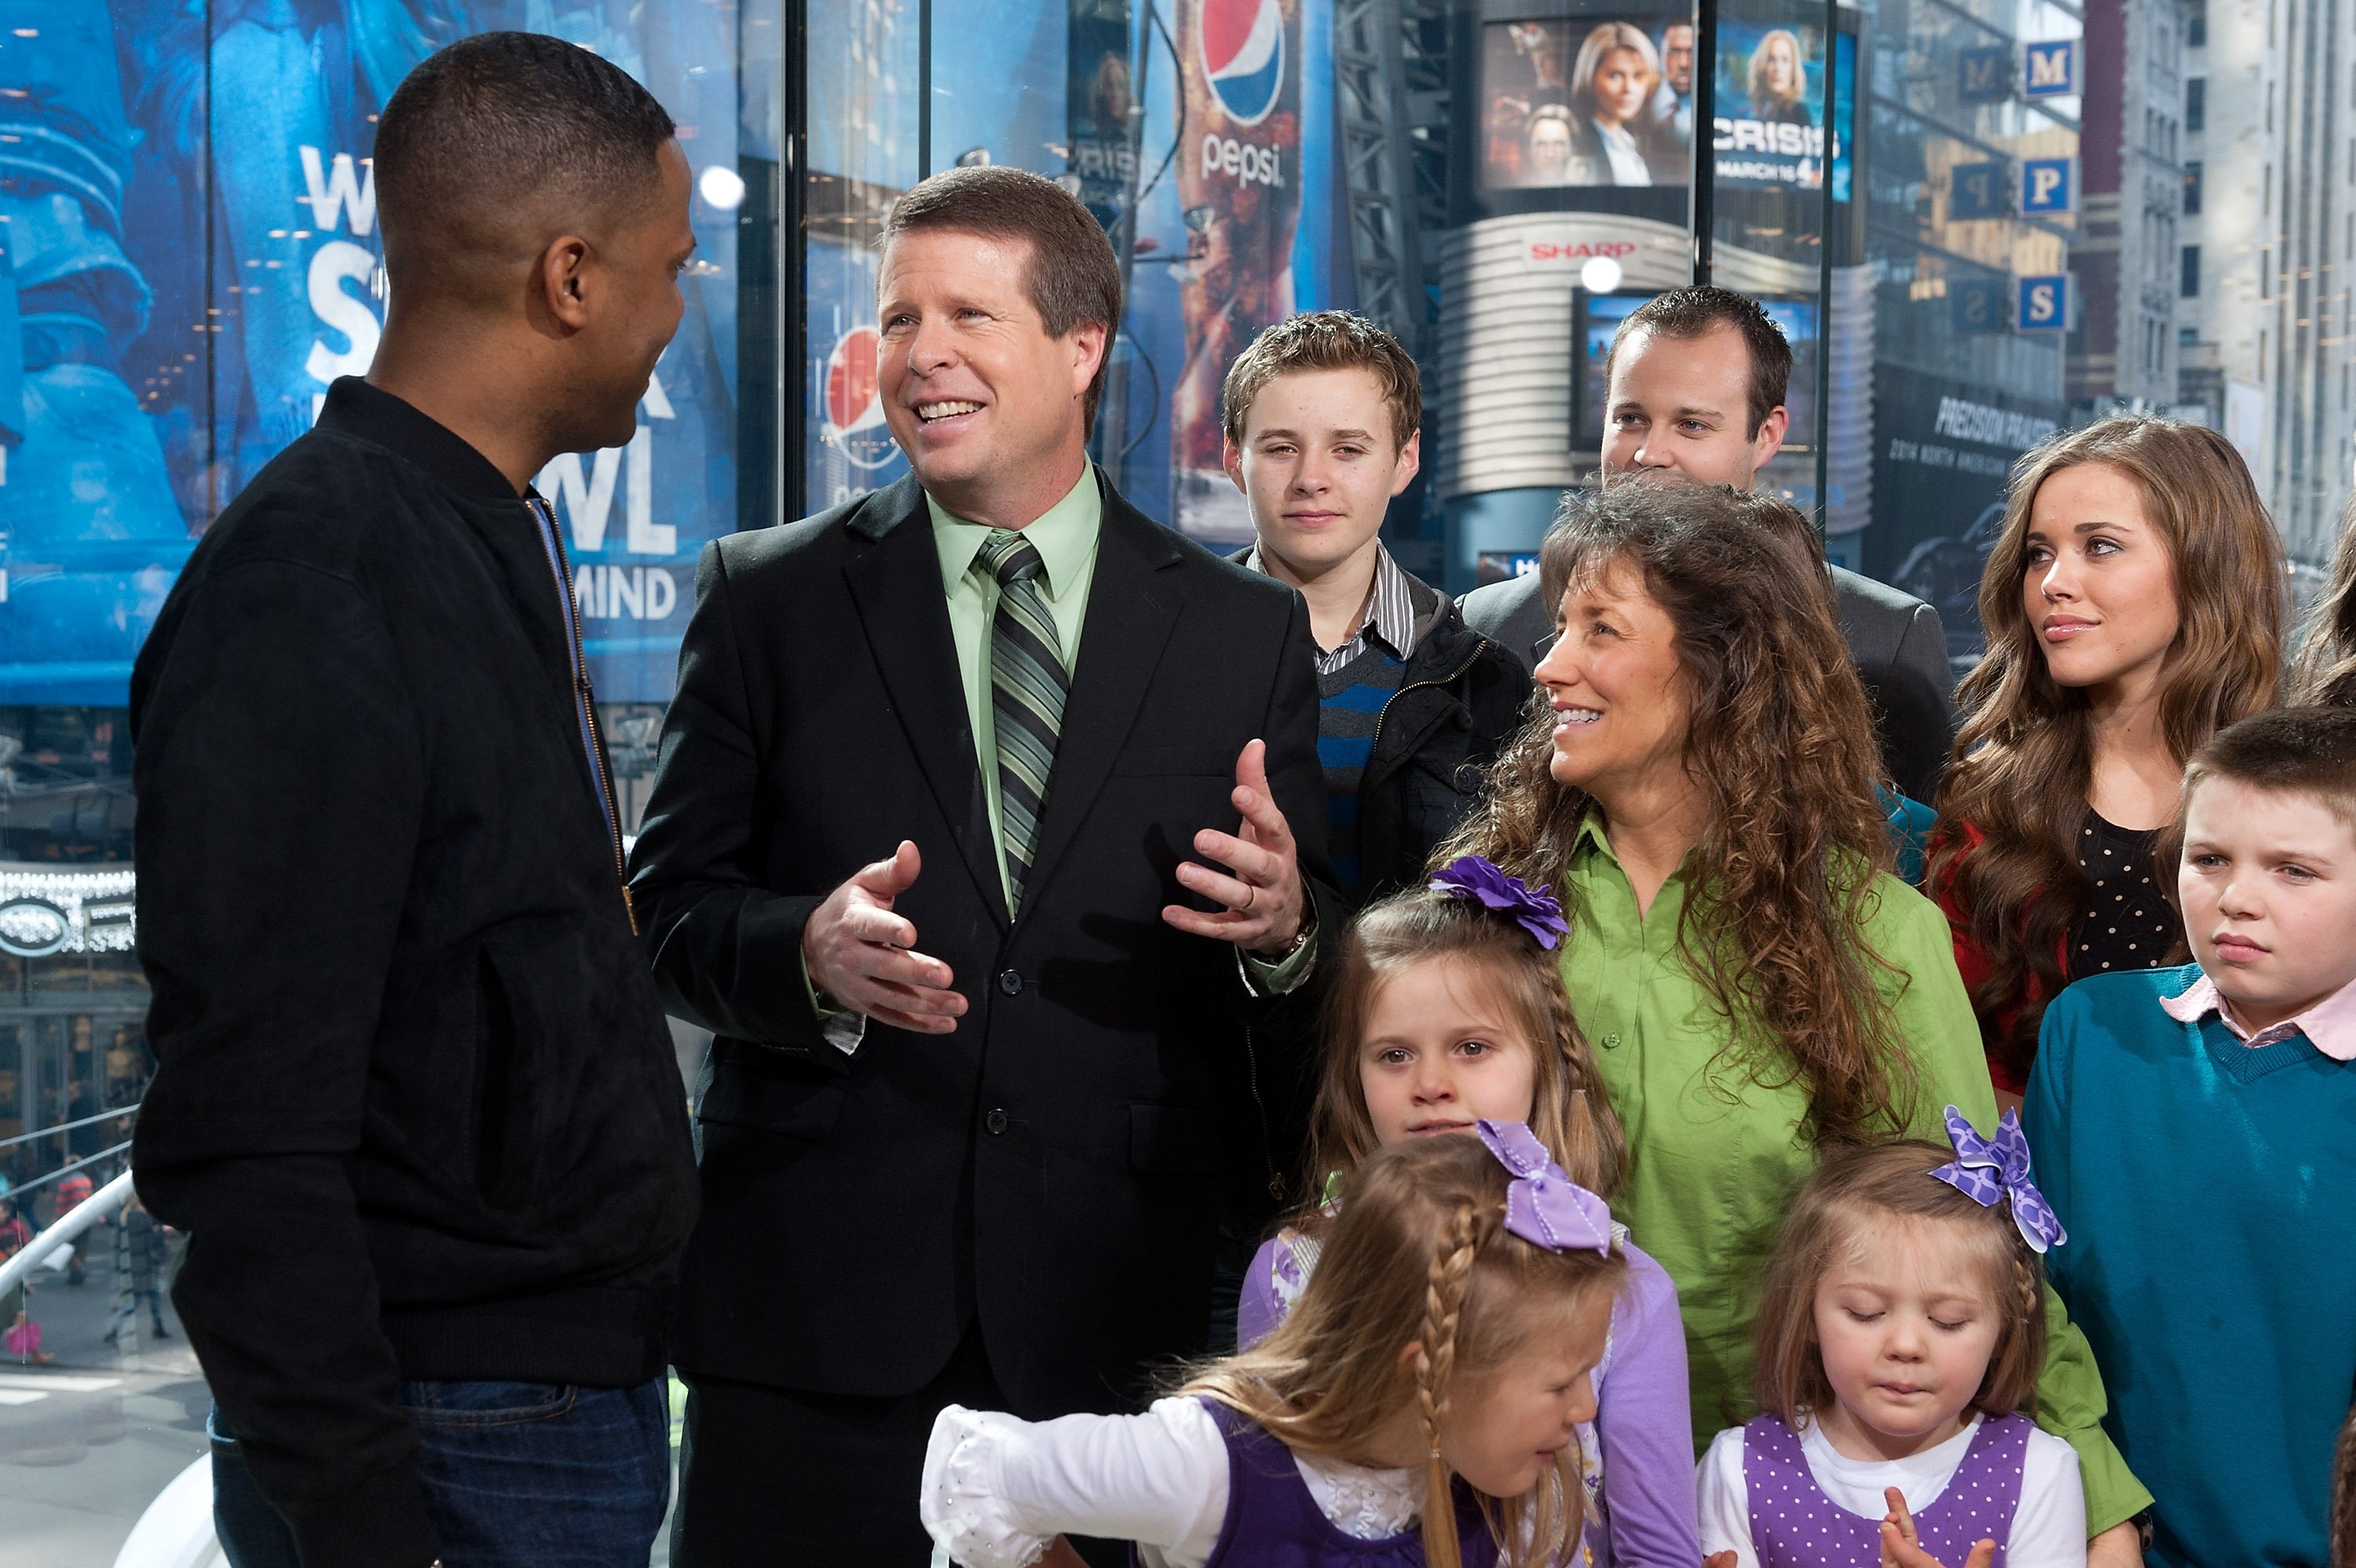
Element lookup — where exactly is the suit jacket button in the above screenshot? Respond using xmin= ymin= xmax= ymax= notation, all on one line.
xmin=997 ymin=969 xmax=1023 ymax=996
xmin=986 ymin=1108 xmax=1009 ymax=1135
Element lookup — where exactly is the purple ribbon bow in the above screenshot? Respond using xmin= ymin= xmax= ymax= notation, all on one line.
xmin=1929 ymin=1105 xmax=2068 ymax=1254
xmin=1429 ymin=855 xmax=1570 ymax=950
xmin=1475 ymin=1120 xmax=1614 ymax=1256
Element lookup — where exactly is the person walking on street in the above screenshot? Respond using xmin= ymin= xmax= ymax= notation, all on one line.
xmin=104 ymin=1194 xmax=170 ymax=1343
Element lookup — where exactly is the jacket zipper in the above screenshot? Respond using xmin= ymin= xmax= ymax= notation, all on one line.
xmin=1242 ymin=1023 xmax=1281 ymax=1201
xmin=529 ymin=499 xmax=637 ymax=935
xmin=1365 ymin=641 xmax=1489 ymax=770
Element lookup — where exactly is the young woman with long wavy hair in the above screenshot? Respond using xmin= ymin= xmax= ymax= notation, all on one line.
xmin=1440 ymin=481 xmax=2151 ymax=1558
xmin=2288 ymin=492 xmax=2356 ymax=707
xmin=1928 ymin=417 xmax=2284 ymax=1098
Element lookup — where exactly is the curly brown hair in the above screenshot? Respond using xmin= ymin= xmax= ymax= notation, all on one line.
xmin=1928 ymin=416 xmax=2284 ymax=1077
xmin=1439 ymin=482 xmax=1913 ymax=1146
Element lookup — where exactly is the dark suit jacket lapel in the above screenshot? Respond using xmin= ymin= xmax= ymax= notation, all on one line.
xmin=840 ymin=474 xmax=1009 ymax=928
xmin=1017 ymin=477 xmax=1182 ymax=919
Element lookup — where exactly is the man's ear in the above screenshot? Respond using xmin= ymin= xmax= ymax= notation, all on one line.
xmin=1751 ymin=403 xmax=1791 ymax=470
xmin=537 ymin=235 xmax=594 ymax=334
xmin=1069 ymin=319 xmax=1110 ymax=400
xmin=1390 ymin=429 xmax=1423 ymax=497
xmin=1223 ymin=435 xmax=1248 ymax=495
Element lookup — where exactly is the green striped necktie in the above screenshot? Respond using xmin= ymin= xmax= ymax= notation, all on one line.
xmin=979 ymin=529 xmax=1068 ymax=916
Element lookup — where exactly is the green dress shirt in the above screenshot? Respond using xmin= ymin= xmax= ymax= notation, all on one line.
xmin=927 ymin=470 xmax=1103 ymax=912
xmin=1557 ymin=811 xmax=2152 ymax=1535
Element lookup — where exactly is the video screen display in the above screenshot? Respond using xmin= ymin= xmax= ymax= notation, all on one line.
xmin=1711 ymin=16 xmax=1828 ymax=191
xmin=1480 ymin=15 xmax=1696 ymax=191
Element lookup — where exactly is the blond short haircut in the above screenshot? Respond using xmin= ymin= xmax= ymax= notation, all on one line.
xmin=1754 ymin=1139 xmax=2047 ymax=1426
xmin=1221 ymin=310 xmax=1421 ymax=452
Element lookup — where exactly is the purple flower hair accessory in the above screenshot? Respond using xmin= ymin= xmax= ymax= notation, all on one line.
xmin=1429 ymin=854 xmax=1569 ymax=950
xmin=1930 ymin=1104 xmax=2068 ymax=1254
xmin=1475 ymin=1120 xmax=1613 ymax=1256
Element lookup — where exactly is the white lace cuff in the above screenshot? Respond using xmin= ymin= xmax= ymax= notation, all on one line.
xmin=921 ymin=1406 xmax=1052 ymax=1568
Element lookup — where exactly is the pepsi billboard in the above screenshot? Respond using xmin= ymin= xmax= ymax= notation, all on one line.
xmin=0 ymin=1 xmax=749 ymax=706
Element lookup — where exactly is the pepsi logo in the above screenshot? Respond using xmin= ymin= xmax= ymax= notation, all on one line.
xmin=821 ymin=325 xmax=902 ymax=471
xmin=1199 ymin=0 xmax=1284 ymax=128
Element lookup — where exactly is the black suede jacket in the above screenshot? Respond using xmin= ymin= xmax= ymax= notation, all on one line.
xmin=130 ymin=378 xmax=697 ymax=1568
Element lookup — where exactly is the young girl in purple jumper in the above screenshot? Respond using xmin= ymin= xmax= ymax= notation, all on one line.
xmin=1238 ymin=859 xmax=1698 ymax=1568
xmin=920 ymin=1128 xmax=1626 ymax=1568
xmin=1696 ymin=1118 xmax=2083 ymax=1568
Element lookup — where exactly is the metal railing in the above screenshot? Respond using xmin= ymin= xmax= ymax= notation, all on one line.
xmin=0 ymin=1103 xmax=139 ymax=1152
xmin=0 ymin=1165 xmax=134 ymax=1299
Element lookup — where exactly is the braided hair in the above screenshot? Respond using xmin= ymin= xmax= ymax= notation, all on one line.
xmin=1180 ymin=1135 xmax=1626 ymax=1568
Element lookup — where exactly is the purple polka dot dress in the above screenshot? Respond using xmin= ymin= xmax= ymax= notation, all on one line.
xmin=1740 ymin=1413 xmax=2032 ymax=1568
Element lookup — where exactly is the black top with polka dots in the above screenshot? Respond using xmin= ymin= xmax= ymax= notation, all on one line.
xmin=2067 ymin=810 xmax=2178 ymax=981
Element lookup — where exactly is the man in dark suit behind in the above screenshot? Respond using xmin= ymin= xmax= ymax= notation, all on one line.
xmin=629 ymin=166 xmax=1331 ymax=1564
xmin=1461 ymin=286 xmax=1957 ymax=802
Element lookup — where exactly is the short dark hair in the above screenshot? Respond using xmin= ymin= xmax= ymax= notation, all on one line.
xmin=1603 ymin=285 xmax=1792 ymax=438
xmin=374 ymin=32 xmax=676 ymax=299
xmin=2185 ymin=704 xmax=2356 ymax=835
xmin=880 ymin=166 xmax=1124 ymax=434
xmin=1220 ymin=311 xmax=1421 ymax=451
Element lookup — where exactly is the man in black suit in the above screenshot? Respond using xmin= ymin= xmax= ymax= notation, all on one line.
xmin=630 ymin=166 xmax=1330 ymax=1564
xmin=1461 ymin=286 xmax=1957 ymax=802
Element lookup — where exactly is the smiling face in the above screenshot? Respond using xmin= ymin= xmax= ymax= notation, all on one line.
xmin=1810 ymin=1212 xmax=2005 ymax=1463
xmin=876 ymin=227 xmax=1106 ymax=521
xmin=1601 ymin=323 xmax=1785 ymax=488
xmin=1357 ymin=954 xmax=1542 ymax=1145
xmin=2021 ymin=462 xmax=2182 ymax=700
xmin=2179 ymin=777 xmax=2356 ymax=1033
xmin=1591 ymin=47 xmax=1652 ymax=126
xmin=1225 ymin=367 xmax=1419 ymax=585
xmin=1439 ymin=1285 xmax=1611 ymax=1499
xmin=1533 ymin=556 xmax=1695 ymax=812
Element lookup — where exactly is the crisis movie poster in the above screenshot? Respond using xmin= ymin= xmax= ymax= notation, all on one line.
xmin=0 ymin=0 xmax=745 ymax=705
xmin=1711 ymin=15 xmax=1826 ymax=191
xmin=1479 ymin=15 xmax=1694 ymax=192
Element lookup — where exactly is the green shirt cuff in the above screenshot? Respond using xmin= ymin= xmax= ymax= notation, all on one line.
xmin=2033 ymin=1284 xmax=2155 ymax=1535
xmin=1241 ymin=914 xmax=1318 ymax=996
xmin=801 ymin=949 xmax=851 ymax=1022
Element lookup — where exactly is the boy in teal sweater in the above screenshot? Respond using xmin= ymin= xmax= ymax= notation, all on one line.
xmin=2025 ymin=704 xmax=2356 ymax=1568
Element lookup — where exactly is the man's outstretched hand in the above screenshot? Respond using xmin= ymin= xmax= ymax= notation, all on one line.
xmin=800 ymin=840 xmax=965 ymax=1033
xmin=1162 ymin=739 xmax=1307 ymax=956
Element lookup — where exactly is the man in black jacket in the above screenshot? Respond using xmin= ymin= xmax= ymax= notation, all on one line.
xmin=1460 ymin=286 xmax=1958 ymax=803
xmin=629 ymin=166 xmax=1331 ymax=1565
xmin=130 ymin=35 xmax=698 ymax=1568
xmin=1220 ymin=312 xmax=1530 ymax=905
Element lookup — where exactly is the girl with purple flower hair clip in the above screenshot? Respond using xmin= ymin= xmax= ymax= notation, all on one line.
xmin=1233 ymin=858 xmax=1703 ymax=1568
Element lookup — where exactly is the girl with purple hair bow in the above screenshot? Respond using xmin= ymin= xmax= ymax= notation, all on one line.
xmin=1235 ymin=860 xmax=1702 ymax=1568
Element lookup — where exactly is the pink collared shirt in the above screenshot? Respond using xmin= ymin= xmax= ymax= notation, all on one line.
xmin=2160 ymin=970 xmax=2356 ymax=1061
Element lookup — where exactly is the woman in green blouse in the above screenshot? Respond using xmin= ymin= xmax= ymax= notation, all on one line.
xmin=1443 ymin=483 xmax=2150 ymax=1555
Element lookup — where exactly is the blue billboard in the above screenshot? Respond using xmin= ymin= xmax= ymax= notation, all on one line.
xmin=2 ymin=1 xmax=750 ymax=704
